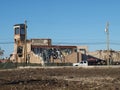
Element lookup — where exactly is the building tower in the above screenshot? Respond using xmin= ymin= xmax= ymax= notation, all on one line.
xmin=13 ymin=22 xmax=27 ymax=64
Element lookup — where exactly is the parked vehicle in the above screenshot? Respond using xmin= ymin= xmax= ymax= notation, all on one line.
xmin=73 ymin=61 xmax=88 ymax=66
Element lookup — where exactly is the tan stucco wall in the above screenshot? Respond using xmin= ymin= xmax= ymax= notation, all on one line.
xmin=88 ymin=50 xmax=120 ymax=62
xmin=29 ymin=52 xmax=43 ymax=64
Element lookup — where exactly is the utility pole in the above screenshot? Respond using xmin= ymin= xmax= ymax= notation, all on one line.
xmin=24 ymin=20 xmax=27 ymax=65
xmin=105 ymin=22 xmax=110 ymax=65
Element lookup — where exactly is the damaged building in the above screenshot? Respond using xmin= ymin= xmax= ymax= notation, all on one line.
xmin=10 ymin=23 xmax=88 ymax=64
xmin=10 ymin=23 xmax=120 ymax=65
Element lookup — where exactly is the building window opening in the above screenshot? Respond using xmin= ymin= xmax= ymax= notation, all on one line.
xmin=15 ymin=28 xmax=20 ymax=34
xmin=20 ymin=28 xmax=25 ymax=34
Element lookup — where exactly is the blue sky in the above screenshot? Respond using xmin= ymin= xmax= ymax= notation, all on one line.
xmin=0 ymin=0 xmax=120 ymax=57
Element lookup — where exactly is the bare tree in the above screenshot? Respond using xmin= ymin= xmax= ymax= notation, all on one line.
xmin=0 ymin=47 xmax=4 ymax=57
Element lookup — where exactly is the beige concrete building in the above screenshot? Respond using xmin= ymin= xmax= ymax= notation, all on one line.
xmin=10 ymin=23 xmax=89 ymax=64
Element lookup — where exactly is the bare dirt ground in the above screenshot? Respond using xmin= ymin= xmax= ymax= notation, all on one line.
xmin=0 ymin=66 xmax=120 ymax=90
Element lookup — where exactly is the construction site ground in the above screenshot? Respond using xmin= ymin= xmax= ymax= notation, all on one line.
xmin=0 ymin=66 xmax=120 ymax=90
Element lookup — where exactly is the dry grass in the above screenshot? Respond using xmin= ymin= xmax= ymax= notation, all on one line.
xmin=0 ymin=67 xmax=120 ymax=90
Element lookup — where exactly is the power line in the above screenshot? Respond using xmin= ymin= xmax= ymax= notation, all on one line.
xmin=0 ymin=41 xmax=120 ymax=45
xmin=0 ymin=42 xmax=14 ymax=44
xmin=53 ymin=42 xmax=120 ymax=45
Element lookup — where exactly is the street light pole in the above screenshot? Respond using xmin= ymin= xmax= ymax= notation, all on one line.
xmin=105 ymin=22 xmax=110 ymax=65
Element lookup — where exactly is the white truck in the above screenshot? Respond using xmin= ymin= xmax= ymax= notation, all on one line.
xmin=73 ymin=61 xmax=88 ymax=66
